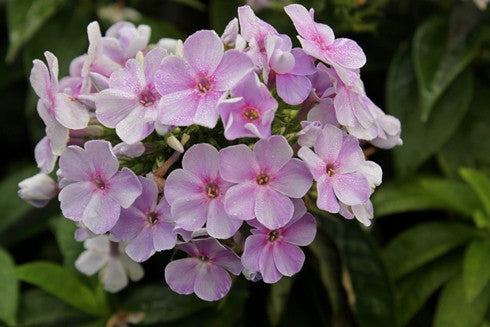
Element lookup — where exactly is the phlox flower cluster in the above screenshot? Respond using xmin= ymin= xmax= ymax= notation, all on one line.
xmin=18 ymin=4 xmax=401 ymax=301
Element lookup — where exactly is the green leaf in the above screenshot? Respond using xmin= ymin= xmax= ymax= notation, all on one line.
xmin=0 ymin=248 xmax=18 ymax=327
xmin=6 ymin=0 xmax=67 ymax=62
xmin=314 ymin=215 xmax=396 ymax=327
xmin=49 ymin=215 xmax=84 ymax=271
xmin=170 ymin=0 xmax=206 ymax=11
xmin=15 ymin=261 xmax=109 ymax=317
xmin=209 ymin=0 xmax=240 ymax=34
xmin=372 ymin=176 xmax=481 ymax=218
xmin=473 ymin=210 xmax=490 ymax=229
xmin=463 ymin=239 xmax=490 ymax=302
xmin=387 ymin=48 xmax=474 ymax=178
xmin=460 ymin=168 xmax=490 ymax=217
xmin=383 ymin=221 xmax=476 ymax=279
xmin=412 ymin=16 xmax=480 ymax=121
xmin=437 ymin=79 xmax=490 ymax=177
xmin=120 ymin=284 xmax=214 ymax=325
xmin=267 ymin=277 xmax=294 ymax=327
xmin=18 ymin=289 xmax=90 ymax=326
xmin=396 ymin=250 xmax=462 ymax=327
xmin=434 ymin=273 xmax=490 ymax=327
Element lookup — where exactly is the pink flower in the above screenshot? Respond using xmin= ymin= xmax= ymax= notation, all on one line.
xmin=164 ymin=238 xmax=242 ymax=301
xmin=219 ymin=135 xmax=312 ymax=229
xmin=154 ymin=30 xmax=254 ymax=128
xmin=241 ymin=199 xmax=316 ymax=283
xmin=284 ymin=4 xmax=366 ymax=70
xmin=58 ymin=140 xmax=142 ymax=234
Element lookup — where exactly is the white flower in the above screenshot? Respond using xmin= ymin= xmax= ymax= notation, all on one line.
xmin=18 ymin=173 xmax=58 ymax=208
xmin=75 ymin=235 xmax=144 ymax=293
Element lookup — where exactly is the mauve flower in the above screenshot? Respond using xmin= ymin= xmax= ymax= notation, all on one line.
xmin=164 ymin=238 xmax=242 ymax=301
xmin=111 ymin=176 xmax=177 ymax=262
xmin=241 ymin=199 xmax=316 ymax=283
xmin=154 ymin=30 xmax=254 ymax=128
xmin=284 ymin=4 xmax=366 ymax=70
xmin=75 ymin=235 xmax=144 ymax=293
xmin=96 ymin=47 xmax=168 ymax=144
xmin=219 ymin=72 xmax=277 ymax=140
xmin=219 ymin=135 xmax=312 ymax=229
xmin=164 ymin=143 xmax=242 ymax=239
xmin=58 ymin=140 xmax=142 ymax=234
xmin=297 ymin=124 xmax=372 ymax=214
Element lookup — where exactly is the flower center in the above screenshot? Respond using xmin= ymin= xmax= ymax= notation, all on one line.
xmin=93 ymin=176 xmax=106 ymax=190
xmin=198 ymin=255 xmax=210 ymax=262
xmin=267 ymin=230 xmax=280 ymax=242
xmin=326 ymin=164 xmax=336 ymax=177
xmin=243 ymin=107 xmax=260 ymax=121
xmin=139 ymin=87 xmax=159 ymax=107
xmin=206 ymin=182 xmax=220 ymax=199
xmin=197 ymin=77 xmax=212 ymax=94
xmin=256 ymin=173 xmax=269 ymax=185
xmin=147 ymin=211 xmax=159 ymax=225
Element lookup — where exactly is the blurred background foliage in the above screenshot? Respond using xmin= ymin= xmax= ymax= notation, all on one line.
xmin=0 ymin=0 xmax=489 ymax=326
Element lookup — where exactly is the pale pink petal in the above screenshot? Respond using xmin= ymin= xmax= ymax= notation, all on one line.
xmin=115 ymin=109 xmax=155 ymax=144
xmin=273 ymin=242 xmax=305 ymax=277
xmin=125 ymin=227 xmax=154 ymax=262
xmin=164 ymin=169 xmax=203 ymax=204
xmin=282 ymin=212 xmax=317 ymax=246
xmin=315 ymin=124 xmax=343 ymax=163
xmin=284 ymin=4 xmax=319 ymax=40
xmin=336 ymin=135 xmax=365 ymax=174
xmin=289 ymin=48 xmax=316 ymax=75
xmin=255 ymin=187 xmax=294 ymax=229
xmin=96 ymin=89 xmax=138 ymax=128
xmin=29 ymin=59 xmax=50 ymax=99
xmin=110 ymin=59 xmax=145 ymax=94
xmin=270 ymin=159 xmax=312 ymax=198
xmin=107 ymin=167 xmax=142 ymax=208
xmin=154 ymin=56 xmax=195 ymax=95
xmin=152 ymin=222 xmax=177 ymax=251
xmin=85 ymin=140 xmax=118 ymax=178
xmin=276 ymin=73 xmax=312 ymax=105
xmin=59 ymin=145 xmax=94 ymax=181
xmin=206 ymin=200 xmax=242 ymax=239
xmin=193 ymin=91 xmax=223 ymax=128
xmin=242 ymin=234 xmax=266 ymax=271
xmin=334 ymin=87 xmax=356 ymax=127
xmin=259 ymin=244 xmax=282 ymax=283
xmin=171 ymin=196 xmax=208 ymax=231
xmin=157 ymin=89 xmax=198 ymax=126
xmin=253 ymin=136 xmax=292 ymax=173
xmin=194 ymin=263 xmax=231 ymax=301
xmin=184 ymin=30 xmax=223 ymax=75
xmin=297 ymin=147 xmax=325 ymax=181
xmin=224 ymin=182 xmax=257 ymax=220
xmin=327 ymin=38 xmax=366 ymax=69
xmin=83 ymin=192 xmax=121 ymax=234
xmin=59 ymin=181 xmax=93 ymax=221
xmin=332 ymin=173 xmax=370 ymax=206
xmin=213 ymin=50 xmax=254 ymax=91
xmin=219 ymin=144 xmax=258 ymax=182
xmin=317 ymin=176 xmax=339 ymax=213
xmin=75 ymin=251 xmax=107 ymax=275
xmin=165 ymin=258 xmax=199 ymax=295
xmin=110 ymin=206 xmax=145 ymax=241
xmin=35 ymin=136 xmax=56 ymax=174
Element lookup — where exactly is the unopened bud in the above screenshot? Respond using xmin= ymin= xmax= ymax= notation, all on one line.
xmin=167 ymin=135 xmax=184 ymax=153
xmin=18 ymin=173 xmax=58 ymax=208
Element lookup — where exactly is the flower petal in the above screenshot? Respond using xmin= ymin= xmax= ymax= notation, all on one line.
xmin=59 ymin=181 xmax=93 ymax=221
xmin=332 ymin=173 xmax=371 ymax=206
xmin=219 ymin=144 xmax=258 ymax=182
xmin=316 ymin=176 xmax=339 ymax=213
xmin=108 ymin=167 xmax=142 ymax=208
xmin=282 ymin=212 xmax=317 ymax=246
xmin=272 ymin=242 xmax=305 ymax=277
xmin=253 ymin=136 xmax=292 ymax=173
xmin=259 ymin=244 xmax=282 ymax=284
xmin=242 ymin=234 xmax=266 ymax=271
xmin=125 ymin=227 xmax=155 ymax=262
xmin=184 ymin=30 xmax=223 ymax=76
xmin=270 ymin=158 xmax=312 ymax=198
xmin=165 ymin=258 xmax=199 ymax=295
xmin=223 ymin=182 xmax=257 ymax=221
xmin=255 ymin=187 xmax=294 ymax=229
xmin=194 ymin=263 xmax=231 ymax=301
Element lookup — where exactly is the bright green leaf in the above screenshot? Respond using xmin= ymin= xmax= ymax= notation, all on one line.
xmin=396 ymin=251 xmax=462 ymax=327
xmin=463 ymin=239 xmax=490 ymax=302
xmin=0 ymin=248 xmax=18 ymax=327
xmin=387 ymin=48 xmax=474 ymax=178
xmin=6 ymin=0 xmax=66 ymax=62
xmin=460 ymin=168 xmax=490 ymax=217
xmin=412 ymin=16 xmax=480 ymax=121
xmin=383 ymin=221 xmax=476 ymax=279
xmin=267 ymin=277 xmax=294 ymax=327
xmin=434 ymin=273 xmax=490 ymax=327
xmin=15 ymin=261 xmax=108 ymax=317
xmin=372 ymin=176 xmax=481 ymax=218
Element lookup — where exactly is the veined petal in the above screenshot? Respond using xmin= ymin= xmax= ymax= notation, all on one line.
xmin=164 ymin=169 xmax=203 ymax=205
xmin=193 ymin=91 xmax=223 ymax=128
xmin=206 ymin=200 xmax=242 ymax=239
xmin=317 ymin=176 xmax=339 ymax=213
xmin=153 ymin=222 xmax=177 ymax=251
xmin=255 ymin=187 xmax=294 ymax=229
xmin=194 ymin=263 xmax=231 ymax=301
xmin=85 ymin=140 xmax=119 ymax=179
xmin=184 ymin=30 xmax=223 ymax=76
xmin=54 ymin=94 xmax=89 ymax=131
xmin=327 ymin=38 xmax=366 ymax=69
xmin=223 ymin=182 xmax=257 ymax=221
xmin=332 ymin=173 xmax=370 ymax=206
xmin=83 ymin=192 xmax=121 ymax=234
xmin=315 ymin=124 xmax=343 ymax=163
xmin=253 ymin=136 xmax=292 ymax=173
xmin=115 ymin=108 xmax=155 ymax=144
xmin=165 ymin=258 xmax=199 ymax=295
xmin=272 ymin=242 xmax=305 ymax=277
xmin=108 ymin=167 xmax=142 ymax=208
xmin=219 ymin=144 xmax=258 ymax=182
xmin=270 ymin=158 xmax=312 ymax=198
xmin=259 ymin=244 xmax=282 ymax=284
xmin=96 ymin=89 xmax=139 ymax=128
xmin=59 ymin=145 xmax=94 ymax=181
xmin=297 ymin=146 xmax=325 ymax=181
xmin=276 ymin=73 xmax=312 ymax=105
xmin=125 ymin=227 xmax=155 ymax=262
xmin=157 ymin=89 xmax=198 ymax=127
xmin=30 ymin=59 xmax=50 ymax=99
xmin=284 ymin=4 xmax=320 ymax=40
xmin=336 ymin=135 xmax=365 ymax=174
xmin=171 ymin=195 xmax=208 ymax=231
xmin=110 ymin=206 xmax=145 ymax=241
xmin=242 ymin=234 xmax=266 ymax=271
xmin=154 ymin=56 xmax=194 ymax=95
xmin=282 ymin=212 xmax=317 ymax=246
xmin=213 ymin=50 xmax=254 ymax=91
xmin=59 ymin=181 xmax=93 ymax=221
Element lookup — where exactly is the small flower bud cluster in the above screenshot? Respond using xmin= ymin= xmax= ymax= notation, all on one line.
xmin=18 ymin=4 xmax=401 ymax=300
